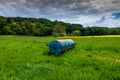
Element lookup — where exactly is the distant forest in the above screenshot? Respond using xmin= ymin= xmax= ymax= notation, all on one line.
xmin=0 ymin=16 xmax=120 ymax=36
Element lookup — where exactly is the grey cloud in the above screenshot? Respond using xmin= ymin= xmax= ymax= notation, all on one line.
xmin=96 ymin=16 xmax=106 ymax=23
xmin=0 ymin=0 xmax=120 ymax=27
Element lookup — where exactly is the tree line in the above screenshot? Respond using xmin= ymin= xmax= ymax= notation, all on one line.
xmin=0 ymin=16 xmax=120 ymax=36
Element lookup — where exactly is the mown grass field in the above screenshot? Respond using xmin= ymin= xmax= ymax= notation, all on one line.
xmin=0 ymin=35 xmax=120 ymax=80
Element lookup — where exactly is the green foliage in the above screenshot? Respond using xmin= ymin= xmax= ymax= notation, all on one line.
xmin=0 ymin=16 xmax=7 ymax=30
xmin=0 ymin=16 xmax=54 ymax=36
xmin=72 ymin=30 xmax=81 ymax=36
xmin=0 ymin=16 xmax=120 ymax=36
xmin=2 ymin=26 xmax=15 ymax=35
xmin=109 ymin=28 xmax=120 ymax=35
xmin=0 ymin=35 xmax=120 ymax=80
xmin=52 ymin=24 xmax=66 ymax=37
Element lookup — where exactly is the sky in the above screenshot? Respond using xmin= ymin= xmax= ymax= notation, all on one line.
xmin=0 ymin=0 xmax=120 ymax=27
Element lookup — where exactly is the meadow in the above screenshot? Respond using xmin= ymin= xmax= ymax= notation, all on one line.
xmin=0 ymin=35 xmax=120 ymax=80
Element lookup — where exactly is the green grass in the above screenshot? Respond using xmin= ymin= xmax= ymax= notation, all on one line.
xmin=0 ymin=35 xmax=120 ymax=80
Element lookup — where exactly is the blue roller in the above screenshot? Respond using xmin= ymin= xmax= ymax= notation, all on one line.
xmin=47 ymin=39 xmax=76 ymax=54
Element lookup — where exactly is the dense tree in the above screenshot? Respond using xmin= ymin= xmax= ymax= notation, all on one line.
xmin=72 ymin=30 xmax=81 ymax=36
xmin=2 ymin=26 xmax=15 ymax=35
xmin=52 ymin=24 xmax=66 ymax=37
xmin=109 ymin=28 xmax=120 ymax=35
xmin=0 ymin=15 xmax=120 ymax=36
xmin=0 ymin=16 xmax=7 ymax=32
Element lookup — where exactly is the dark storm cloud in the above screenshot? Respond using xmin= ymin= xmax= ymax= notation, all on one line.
xmin=0 ymin=0 xmax=120 ymax=17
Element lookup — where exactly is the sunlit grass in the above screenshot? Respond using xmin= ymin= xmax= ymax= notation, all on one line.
xmin=58 ymin=35 xmax=120 ymax=39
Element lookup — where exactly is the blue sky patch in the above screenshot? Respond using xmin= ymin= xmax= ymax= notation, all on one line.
xmin=112 ymin=12 xmax=120 ymax=19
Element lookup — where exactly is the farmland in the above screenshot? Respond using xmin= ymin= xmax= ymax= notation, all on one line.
xmin=0 ymin=35 xmax=120 ymax=80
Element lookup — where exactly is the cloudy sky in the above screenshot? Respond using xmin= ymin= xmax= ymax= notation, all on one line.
xmin=0 ymin=0 xmax=120 ymax=27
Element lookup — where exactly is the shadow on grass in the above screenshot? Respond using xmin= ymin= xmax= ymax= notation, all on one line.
xmin=42 ymin=50 xmax=65 ymax=57
xmin=43 ymin=46 xmax=76 ymax=57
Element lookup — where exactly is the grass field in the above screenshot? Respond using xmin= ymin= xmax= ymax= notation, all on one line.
xmin=0 ymin=35 xmax=120 ymax=80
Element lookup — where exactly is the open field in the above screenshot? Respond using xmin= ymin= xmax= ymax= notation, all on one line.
xmin=0 ymin=35 xmax=120 ymax=80
xmin=58 ymin=35 xmax=120 ymax=39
